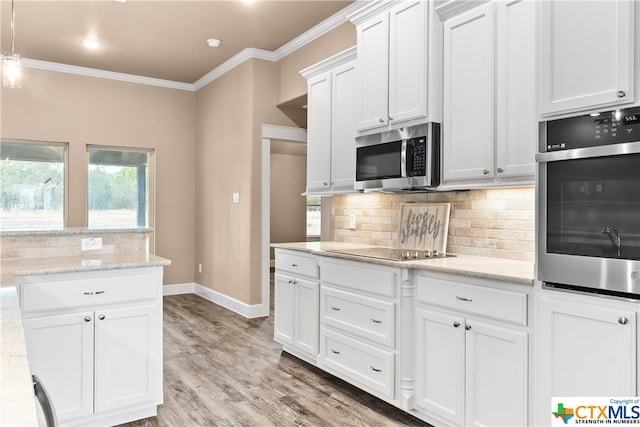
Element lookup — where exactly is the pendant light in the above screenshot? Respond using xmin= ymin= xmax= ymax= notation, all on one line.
xmin=2 ymin=0 xmax=22 ymax=88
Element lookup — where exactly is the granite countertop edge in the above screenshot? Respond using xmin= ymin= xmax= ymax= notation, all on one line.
xmin=271 ymin=241 xmax=534 ymax=286
xmin=12 ymin=255 xmax=171 ymax=278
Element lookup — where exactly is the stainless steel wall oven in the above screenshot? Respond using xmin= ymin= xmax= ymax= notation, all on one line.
xmin=537 ymin=107 xmax=640 ymax=298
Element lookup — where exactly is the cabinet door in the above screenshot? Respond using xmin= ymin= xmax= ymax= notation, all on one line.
xmin=306 ymin=72 xmax=332 ymax=192
xmin=495 ymin=0 xmax=536 ymax=180
xmin=540 ymin=0 xmax=634 ymax=115
xmin=388 ymin=0 xmax=428 ymax=125
xmin=274 ymin=273 xmax=295 ymax=346
xmin=356 ymin=13 xmax=390 ymax=131
xmin=294 ymin=277 xmax=319 ymax=356
xmin=415 ymin=307 xmax=465 ymax=426
xmin=94 ymin=304 xmax=161 ymax=413
xmin=330 ymin=61 xmax=357 ymax=191
xmin=443 ymin=2 xmax=495 ymax=182
xmin=22 ymin=312 xmax=94 ymax=422
xmin=465 ymin=319 xmax=528 ymax=427
xmin=538 ymin=295 xmax=637 ymax=403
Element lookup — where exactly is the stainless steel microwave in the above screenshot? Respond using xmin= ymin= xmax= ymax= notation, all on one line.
xmin=354 ymin=123 xmax=440 ymax=191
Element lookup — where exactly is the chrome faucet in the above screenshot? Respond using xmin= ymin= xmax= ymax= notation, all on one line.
xmin=601 ymin=227 xmax=622 ymax=257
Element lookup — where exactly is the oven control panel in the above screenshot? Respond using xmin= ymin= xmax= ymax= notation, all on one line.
xmin=545 ymin=106 xmax=640 ymax=151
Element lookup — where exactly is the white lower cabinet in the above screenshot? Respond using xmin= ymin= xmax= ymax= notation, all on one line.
xmin=18 ymin=267 xmax=164 ymax=427
xmin=319 ymin=257 xmax=400 ymax=402
xmin=535 ymin=286 xmax=638 ymax=425
xmin=414 ymin=273 xmax=529 ymax=426
xmin=273 ymin=249 xmax=320 ymax=362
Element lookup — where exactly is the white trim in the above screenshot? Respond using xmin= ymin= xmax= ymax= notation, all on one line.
xmin=162 ymin=283 xmax=196 ymax=296
xmin=193 ymin=48 xmax=277 ymax=90
xmin=164 ymin=283 xmax=268 ymax=319
xmin=273 ymin=1 xmax=366 ymax=60
xmin=300 ymin=46 xmax=357 ymax=79
xmin=22 ymin=58 xmax=195 ymax=91
xmin=261 ymin=123 xmax=307 ymax=143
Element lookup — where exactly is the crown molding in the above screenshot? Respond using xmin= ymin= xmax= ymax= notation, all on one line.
xmin=273 ymin=0 xmax=366 ymax=61
xmin=300 ymin=46 xmax=356 ymax=79
xmin=192 ymin=48 xmax=276 ymax=90
xmin=21 ymin=58 xmax=196 ymax=91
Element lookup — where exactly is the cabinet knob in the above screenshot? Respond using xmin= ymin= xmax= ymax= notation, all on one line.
xmin=84 ymin=316 xmax=91 ymax=322
xmin=619 ymin=317 xmax=629 ymax=325
xmin=99 ymin=314 xmax=106 ymax=320
xmin=482 ymin=169 xmax=490 ymax=175
xmin=453 ymin=321 xmax=460 ymax=328
xmin=617 ymin=90 xmax=627 ymax=98
xmin=378 ymin=118 xmax=384 ymax=123
xmin=388 ymin=116 xmax=393 ymax=121
xmin=465 ymin=324 xmax=471 ymax=331
xmin=497 ymin=167 xmax=504 ymax=173
xmin=323 ymin=181 xmax=329 ymax=186
xmin=292 ymin=280 xmax=297 ymax=285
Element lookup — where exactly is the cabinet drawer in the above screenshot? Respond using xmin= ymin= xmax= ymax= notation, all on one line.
xmin=321 ymin=286 xmax=395 ymax=347
xmin=416 ymin=276 xmax=527 ymax=326
xmin=21 ymin=271 xmax=159 ymax=313
xmin=322 ymin=258 xmax=396 ymax=298
xmin=275 ymin=251 xmax=318 ymax=279
xmin=321 ymin=328 xmax=394 ymax=399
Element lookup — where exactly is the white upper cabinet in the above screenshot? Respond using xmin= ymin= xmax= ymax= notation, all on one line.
xmin=350 ymin=0 xmax=441 ymax=132
xmin=302 ymin=47 xmax=357 ymax=195
xmin=539 ymin=0 xmax=635 ymax=116
xmin=441 ymin=0 xmax=536 ymax=189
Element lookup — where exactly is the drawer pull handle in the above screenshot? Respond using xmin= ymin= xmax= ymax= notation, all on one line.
xmin=370 ymin=366 xmax=382 ymax=373
xmin=83 ymin=290 xmax=105 ymax=296
xmin=371 ymin=318 xmax=382 ymax=324
xmin=619 ymin=317 xmax=629 ymax=325
xmin=465 ymin=324 xmax=472 ymax=331
xmin=331 ymin=349 xmax=340 ymax=355
xmin=453 ymin=321 xmax=460 ymax=328
xmin=617 ymin=90 xmax=626 ymax=98
xmin=456 ymin=296 xmax=472 ymax=302
xmin=84 ymin=316 xmax=91 ymax=322
xmin=331 ymin=306 xmax=341 ymax=311
xmin=291 ymin=264 xmax=298 ymax=267
xmin=99 ymin=314 xmax=106 ymax=320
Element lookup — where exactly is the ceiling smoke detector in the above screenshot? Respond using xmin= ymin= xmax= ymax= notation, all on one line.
xmin=207 ymin=38 xmax=221 ymax=48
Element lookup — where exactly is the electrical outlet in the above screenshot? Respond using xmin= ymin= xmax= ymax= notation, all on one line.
xmin=233 ymin=192 xmax=240 ymax=203
xmin=81 ymin=237 xmax=103 ymax=251
xmin=348 ymin=214 xmax=356 ymax=230
xmin=198 ymin=263 xmax=202 ymax=274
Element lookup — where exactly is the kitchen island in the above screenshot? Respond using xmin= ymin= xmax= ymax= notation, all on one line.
xmin=0 ymin=229 xmax=170 ymax=427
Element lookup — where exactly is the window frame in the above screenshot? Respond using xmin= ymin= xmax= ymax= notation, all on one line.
xmin=86 ymin=145 xmax=155 ymax=230
xmin=0 ymin=138 xmax=69 ymax=231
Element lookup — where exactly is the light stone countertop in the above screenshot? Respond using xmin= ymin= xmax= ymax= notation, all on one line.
xmin=0 ymin=288 xmax=39 ymax=427
xmin=0 ymin=253 xmax=171 ymax=426
xmin=272 ymin=241 xmax=534 ymax=286
xmin=0 ymin=227 xmax=153 ymax=237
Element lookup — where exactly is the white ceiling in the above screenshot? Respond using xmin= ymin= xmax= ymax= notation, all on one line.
xmin=0 ymin=0 xmax=355 ymax=84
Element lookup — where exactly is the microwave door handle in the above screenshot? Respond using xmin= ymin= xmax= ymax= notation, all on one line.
xmin=401 ymin=140 xmax=407 ymax=178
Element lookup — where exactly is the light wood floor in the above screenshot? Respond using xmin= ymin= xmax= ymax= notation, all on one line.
xmin=118 ymin=283 xmax=431 ymax=427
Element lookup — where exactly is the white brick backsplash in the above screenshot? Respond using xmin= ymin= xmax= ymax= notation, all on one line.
xmin=332 ymin=187 xmax=535 ymax=261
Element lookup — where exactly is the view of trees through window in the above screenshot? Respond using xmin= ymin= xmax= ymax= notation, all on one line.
xmin=88 ymin=147 xmax=153 ymax=229
xmin=0 ymin=141 xmax=67 ymax=231
xmin=307 ymin=195 xmax=321 ymax=237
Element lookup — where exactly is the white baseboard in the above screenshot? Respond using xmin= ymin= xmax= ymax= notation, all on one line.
xmin=163 ymin=283 xmax=269 ymax=319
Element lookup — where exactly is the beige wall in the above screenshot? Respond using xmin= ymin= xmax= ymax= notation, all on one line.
xmin=276 ymin=22 xmax=356 ymax=104
xmin=195 ymin=59 xmax=295 ymax=305
xmin=270 ymin=141 xmax=307 ymax=260
xmin=0 ymin=68 xmax=197 ymax=285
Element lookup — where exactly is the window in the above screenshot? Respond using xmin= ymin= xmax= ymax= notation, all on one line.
xmin=88 ymin=146 xmax=154 ymax=229
xmin=0 ymin=140 xmax=68 ymax=231
xmin=306 ymin=195 xmax=321 ymax=238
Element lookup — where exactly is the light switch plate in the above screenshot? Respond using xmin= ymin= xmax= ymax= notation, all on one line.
xmin=348 ymin=214 xmax=356 ymax=230
xmin=233 ymin=192 xmax=240 ymax=203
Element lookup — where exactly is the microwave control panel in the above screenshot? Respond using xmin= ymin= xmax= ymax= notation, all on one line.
xmin=408 ymin=137 xmax=427 ymax=177
xmin=545 ymin=106 xmax=640 ymax=151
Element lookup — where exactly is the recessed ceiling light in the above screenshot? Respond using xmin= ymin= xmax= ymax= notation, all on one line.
xmin=207 ymin=38 xmax=221 ymax=48
xmin=83 ymin=39 xmax=101 ymax=49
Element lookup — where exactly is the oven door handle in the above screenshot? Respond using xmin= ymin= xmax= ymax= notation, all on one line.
xmin=536 ymin=141 xmax=640 ymax=163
